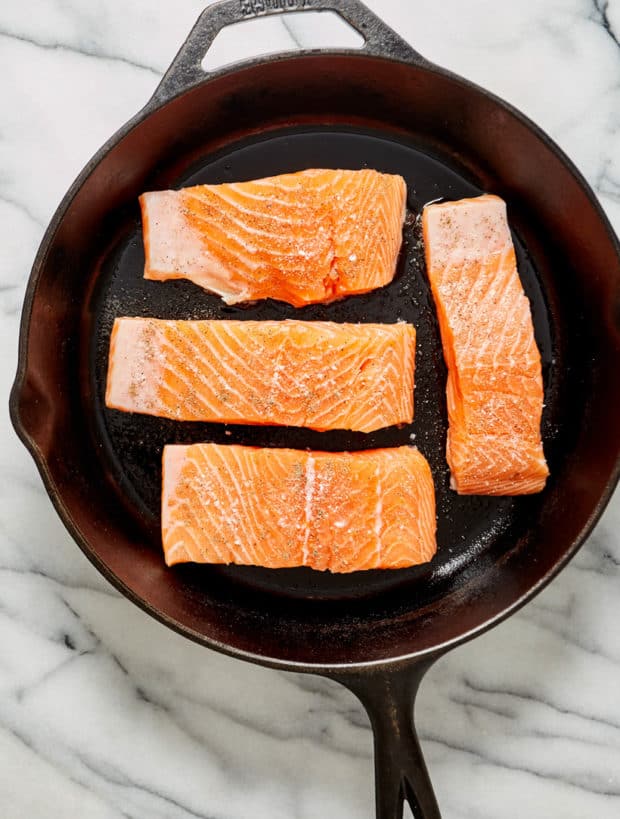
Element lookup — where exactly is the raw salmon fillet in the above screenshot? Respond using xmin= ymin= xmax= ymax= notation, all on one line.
xmin=162 ymin=444 xmax=436 ymax=571
xmin=422 ymin=194 xmax=549 ymax=495
xmin=140 ymin=168 xmax=407 ymax=306
xmin=106 ymin=318 xmax=415 ymax=433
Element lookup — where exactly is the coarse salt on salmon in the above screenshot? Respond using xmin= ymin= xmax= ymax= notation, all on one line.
xmin=106 ymin=318 xmax=415 ymax=433
xmin=140 ymin=168 xmax=407 ymax=307
xmin=422 ymin=194 xmax=549 ymax=495
xmin=162 ymin=444 xmax=436 ymax=572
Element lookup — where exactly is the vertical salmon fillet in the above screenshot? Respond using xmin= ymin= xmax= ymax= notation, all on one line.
xmin=422 ymin=195 xmax=549 ymax=495
xmin=162 ymin=444 xmax=436 ymax=572
xmin=140 ymin=168 xmax=407 ymax=307
xmin=106 ymin=318 xmax=415 ymax=433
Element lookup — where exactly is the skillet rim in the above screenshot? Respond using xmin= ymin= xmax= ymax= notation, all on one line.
xmin=9 ymin=47 xmax=620 ymax=673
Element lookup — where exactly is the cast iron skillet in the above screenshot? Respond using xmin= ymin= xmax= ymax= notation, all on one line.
xmin=10 ymin=1 xmax=620 ymax=816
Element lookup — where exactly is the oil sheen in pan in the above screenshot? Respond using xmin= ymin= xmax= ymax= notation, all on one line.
xmin=89 ymin=126 xmax=557 ymax=602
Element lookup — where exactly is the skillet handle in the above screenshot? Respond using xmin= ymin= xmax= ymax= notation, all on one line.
xmin=150 ymin=0 xmax=424 ymax=105
xmin=335 ymin=662 xmax=442 ymax=819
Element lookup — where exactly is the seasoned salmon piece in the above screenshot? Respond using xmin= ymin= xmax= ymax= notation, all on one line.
xmin=106 ymin=318 xmax=415 ymax=433
xmin=422 ymin=194 xmax=549 ymax=495
xmin=162 ymin=444 xmax=436 ymax=572
xmin=140 ymin=168 xmax=406 ymax=306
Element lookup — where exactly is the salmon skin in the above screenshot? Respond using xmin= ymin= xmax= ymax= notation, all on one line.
xmin=140 ymin=168 xmax=407 ymax=307
xmin=162 ymin=444 xmax=436 ymax=572
xmin=106 ymin=318 xmax=415 ymax=433
xmin=422 ymin=194 xmax=549 ymax=495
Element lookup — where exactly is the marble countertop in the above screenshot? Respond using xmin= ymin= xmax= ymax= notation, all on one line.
xmin=1 ymin=1 xmax=619 ymax=817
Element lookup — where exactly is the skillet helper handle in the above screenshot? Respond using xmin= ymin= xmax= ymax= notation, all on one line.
xmin=337 ymin=663 xmax=441 ymax=819
xmin=151 ymin=0 xmax=424 ymax=105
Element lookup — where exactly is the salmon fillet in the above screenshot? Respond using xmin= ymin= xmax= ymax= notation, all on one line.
xmin=422 ymin=194 xmax=549 ymax=495
xmin=140 ymin=169 xmax=407 ymax=307
xmin=106 ymin=318 xmax=415 ymax=433
xmin=162 ymin=444 xmax=436 ymax=571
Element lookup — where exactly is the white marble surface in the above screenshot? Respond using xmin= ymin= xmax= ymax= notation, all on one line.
xmin=1 ymin=1 xmax=619 ymax=817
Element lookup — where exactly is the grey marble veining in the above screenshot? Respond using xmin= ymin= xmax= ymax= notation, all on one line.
xmin=0 ymin=1 xmax=618 ymax=817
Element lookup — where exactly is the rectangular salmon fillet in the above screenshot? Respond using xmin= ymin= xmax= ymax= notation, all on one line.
xmin=162 ymin=444 xmax=436 ymax=572
xmin=106 ymin=318 xmax=415 ymax=433
xmin=422 ymin=194 xmax=549 ymax=495
xmin=140 ymin=168 xmax=407 ymax=307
